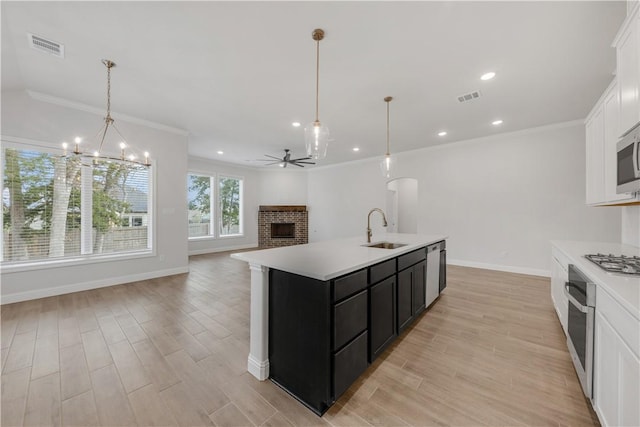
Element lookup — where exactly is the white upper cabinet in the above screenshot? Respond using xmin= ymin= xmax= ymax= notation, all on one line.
xmin=586 ymin=102 xmax=606 ymax=205
xmin=586 ymin=79 xmax=640 ymax=205
xmin=614 ymin=4 xmax=640 ymax=136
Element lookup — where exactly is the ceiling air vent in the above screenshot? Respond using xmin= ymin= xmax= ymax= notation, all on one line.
xmin=457 ymin=90 xmax=481 ymax=103
xmin=28 ymin=33 xmax=64 ymax=58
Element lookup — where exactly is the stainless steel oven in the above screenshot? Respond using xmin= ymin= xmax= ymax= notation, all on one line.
xmin=564 ymin=265 xmax=596 ymax=400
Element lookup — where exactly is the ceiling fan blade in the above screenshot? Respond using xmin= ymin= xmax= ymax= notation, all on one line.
xmin=290 ymin=157 xmax=312 ymax=162
xmin=294 ymin=161 xmax=315 ymax=165
xmin=291 ymin=162 xmax=305 ymax=167
xmin=263 ymin=155 xmax=283 ymax=161
xmin=263 ymin=161 xmax=282 ymax=166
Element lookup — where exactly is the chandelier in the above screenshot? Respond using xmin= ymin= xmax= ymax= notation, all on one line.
xmin=304 ymin=29 xmax=331 ymax=160
xmin=62 ymin=59 xmax=150 ymax=167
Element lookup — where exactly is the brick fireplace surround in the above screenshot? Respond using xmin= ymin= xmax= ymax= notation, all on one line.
xmin=258 ymin=205 xmax=308 ymax=248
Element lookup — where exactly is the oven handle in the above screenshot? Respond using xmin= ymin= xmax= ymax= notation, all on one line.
xmin=564 ymin=283 xmax=589 ymax=313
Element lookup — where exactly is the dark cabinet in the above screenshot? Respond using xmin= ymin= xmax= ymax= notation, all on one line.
xmin=397 ymin=268 xmax=413 ymax=332
xmin=268 ymin=242 xmax=444 ymax=415
xmin=369 ymin=275 xmax=397 ymax=361
xmin=439 ymin=248 xmax=447 ymax=292
xmin=397 ymin=259 xmax=427 ymax=334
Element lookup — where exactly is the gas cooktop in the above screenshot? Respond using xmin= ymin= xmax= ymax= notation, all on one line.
xmin=585 ymin=253 xmax=640 ymax=276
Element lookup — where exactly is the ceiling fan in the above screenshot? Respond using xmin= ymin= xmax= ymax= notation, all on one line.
xmin=256 ymin=149 xmax=316 ymax=168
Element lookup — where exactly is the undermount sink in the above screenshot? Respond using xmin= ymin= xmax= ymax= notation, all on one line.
xmin=363 ymin=242 xmax=407 ymax=249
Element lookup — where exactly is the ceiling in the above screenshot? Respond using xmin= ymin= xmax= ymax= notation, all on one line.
xmin=1 ymin=1 xmax=627 ymax=168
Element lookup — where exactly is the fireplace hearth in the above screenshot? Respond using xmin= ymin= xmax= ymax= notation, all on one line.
xmin=258 ymin=206 xmax=308 ymax=248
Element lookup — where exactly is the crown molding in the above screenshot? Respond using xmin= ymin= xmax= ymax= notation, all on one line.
xmin=26 ymin=90 xmax=189 ymax=136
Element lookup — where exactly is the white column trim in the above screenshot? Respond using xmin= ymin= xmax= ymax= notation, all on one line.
xmin=247 ymin=262 xmax=270 ymax=380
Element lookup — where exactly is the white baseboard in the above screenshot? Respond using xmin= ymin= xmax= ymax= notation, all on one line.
xmin=1 ymin=266 xmax=190 ymax=305
xmin=448 ymin=258 xmax=550 ymax=278
xmin=189 ymin=243 xmax=258 ymax=256
xmin=247 ymin=354 xmax=269 ymax=381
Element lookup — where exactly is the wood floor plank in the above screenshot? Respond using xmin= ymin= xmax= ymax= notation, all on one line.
xmin=159 ymin=382 xmax=215 ymax=427
xmin=108 ymin=339 xmax=151 ymax=393
xmin=60 ymin=343 xmax=92 ymax=401
xmin=98 ymin=315 xmax=127 ymax=345
xmin=61 ymin=390 xmax=99 ymax=427
xmin=209 ymin=403 xmax=254 ymax=427
xmin=59 ymin=316 xmax=82 ymax=349
xmin=3 ymin=330 xmax=36 ymax=374
xmin=90 ymin=364 xmax=137 ymax=426
xmin=127 ymin=384 xmax=178 ymax=427
xmin=81 ymin=329 xmax=113 ymax=371
xmin=31 ymin=332 xmax=59 ymax=380
xmin=1 ymin=366 xmax=31 ymax=427
xmin=131 ymin=339 xmax=181 ymax=391
xmin=23 ymin=372 xmax=61 ymax=427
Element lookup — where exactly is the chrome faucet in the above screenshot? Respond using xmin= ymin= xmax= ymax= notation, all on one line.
xmin=367 ymin=208 xmax=388 ymax=243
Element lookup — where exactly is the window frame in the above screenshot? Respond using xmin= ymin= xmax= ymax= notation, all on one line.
xmin=187 ymin=171 xmax=244 ymax=241
xmin=1 ymin=136 xmax=156 ymax=271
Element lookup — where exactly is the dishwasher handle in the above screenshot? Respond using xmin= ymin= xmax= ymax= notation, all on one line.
xmin=564 ymin=283 xmax=589 ymax=313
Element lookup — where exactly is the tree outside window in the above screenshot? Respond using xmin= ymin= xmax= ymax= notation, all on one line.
xmin=2 ymin=146 xmax=151 ymax=263
xmin=219 ymin=176 xmax=242 ymax=236
xmin=187 ymin=174 xmax=213 ymax=237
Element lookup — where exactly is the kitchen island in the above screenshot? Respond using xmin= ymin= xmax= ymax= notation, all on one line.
xmin=231 ymin=233 xmax=447 ymax=414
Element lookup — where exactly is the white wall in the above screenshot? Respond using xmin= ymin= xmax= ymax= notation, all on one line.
xmin=1 ymin=90 xmax=189 ymax=303
xmin=308 ymin=121 xmax=621 ymax=276
xmin=258 ymin=170 xmax=308 ymax=206
xmin=622 ymin=206 xmax=640 ymax=247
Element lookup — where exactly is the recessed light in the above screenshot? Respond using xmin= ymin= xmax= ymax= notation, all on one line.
xmin=492 ymin=119 xmax=503 ymax=126
xmin=292 ymin=122 xmax=301 ymax=127
xmin=481 ymin=72 xmax=496 ymax=81
xmin=217 ymin=150 xmax=224 ymax=155
xmin=352 ymin=147 xmax=360 ymax=152
xmin=438 ymin=131 xmax=447 ymax=137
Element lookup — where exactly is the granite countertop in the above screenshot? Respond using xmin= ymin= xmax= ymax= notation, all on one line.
xmin=551 ymin=240 xmax=640 ymax=319
xmin=231 ymin=233 xmax=448 ymax=281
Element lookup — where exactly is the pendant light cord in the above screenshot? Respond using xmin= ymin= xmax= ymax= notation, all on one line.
xmin=315 ymin=38 xmax=320 ymax=123
xmin=386 ymin=99 xmax=391 ymax=156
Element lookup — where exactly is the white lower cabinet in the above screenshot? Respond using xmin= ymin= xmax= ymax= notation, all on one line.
xmin=593 ymin=288 xmax=640 ymax=427
xmin=550 ymin=251 xmax=568 ymax=333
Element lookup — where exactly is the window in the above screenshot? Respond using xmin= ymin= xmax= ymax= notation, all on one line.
xmin=187 ymin=173 xmax=243 ymax=239
xmin=2 ymin=145 xmax=152 ymax=264
xmin=187 ymin=174 xmax=213 ymax=238
xmin=219 ymin=176 xmax=242 ymax=236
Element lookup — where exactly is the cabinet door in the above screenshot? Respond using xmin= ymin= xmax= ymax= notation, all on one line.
xmin=412 ymin=260 xmax=426 ymax=315
xmin=369 ymin=276 xmax=397 ymax=361
xmin=550 ymin=255 xmax=568 ymax=334
xmin=586 ymin=106 xmax=606 ymax=205
xmin=604 ymin=84 xmax=637 ymax=203
xmin=397 ymin=268 xmax=413 ymax=333
xmin=594 ymin=311 xmax=640 ymax=427
xmin=617 ymin=9 xmax=640 ymax=135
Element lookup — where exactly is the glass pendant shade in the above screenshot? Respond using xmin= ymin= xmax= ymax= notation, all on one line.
xmin=304 ymin=120 xmax=330 ymax=160
xmin=380 ymin=153 xmax=394 ymax=179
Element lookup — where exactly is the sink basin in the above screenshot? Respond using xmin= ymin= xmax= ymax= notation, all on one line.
xmin=363 ymin=242 xmax=407 ymax=249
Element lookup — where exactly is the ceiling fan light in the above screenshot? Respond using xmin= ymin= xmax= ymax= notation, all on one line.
xmin=304 ymin=121 xmax=330 ymax=159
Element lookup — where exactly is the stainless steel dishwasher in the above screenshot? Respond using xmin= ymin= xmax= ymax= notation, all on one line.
xmin=426 ymin=241 xmax=444 ymax=307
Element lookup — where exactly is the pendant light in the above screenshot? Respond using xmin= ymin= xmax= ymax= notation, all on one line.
xmin=62 ymin=59 xmax=150 ymax=167
xmin=380 ymin=96 xmax=395 ymax=179
xmin=304 ymin=29 xmax=331 ymax=160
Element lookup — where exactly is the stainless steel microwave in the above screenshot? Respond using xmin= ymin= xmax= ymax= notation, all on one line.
xmin=617 ymin=124 xmax=640 ymax=194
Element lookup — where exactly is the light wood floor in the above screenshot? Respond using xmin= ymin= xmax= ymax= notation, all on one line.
xmin=1 ymin=252 xmax=599 ymax=426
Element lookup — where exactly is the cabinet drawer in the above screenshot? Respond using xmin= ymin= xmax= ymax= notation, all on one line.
xmin=334 ymin=290 xmax=368 ymax=350
xmin=369 ymin=259 xmax=396 ymax=284
xmin=397 ymin=248 xmax=426 ymax=271
xmin=333 ymin=269 xmax=367 ymax=302
xmin=597 ymin=286 xmax=639 ymax=357
xmin=333 ymin=331 xmax=368 ymax=399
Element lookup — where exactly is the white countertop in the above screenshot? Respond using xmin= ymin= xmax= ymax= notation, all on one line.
xmin=231 ymin=233 xmax=448 ymax=281
xmin=551 ymin=240 xmax=640 ymax=319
